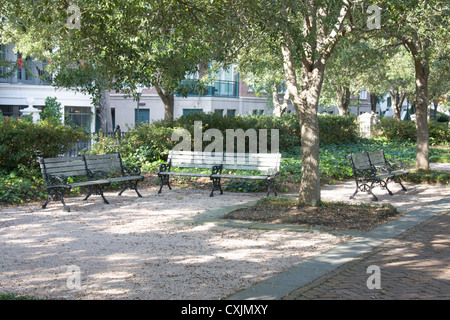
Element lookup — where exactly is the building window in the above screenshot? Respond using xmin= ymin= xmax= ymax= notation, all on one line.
xmin=252 ymin=109 xmax=264 ymax=116
xmin=214 ymin=109 xmax=224 ymax=116
xmin=0 ymin=44 xmax=7 ymax=76
xmin=135 ymin=109 xmax=150 ymax=125
xmin=0 ymin=105 xmax=27 ymax=117
xmin=65 ymin=106 xmax=92 ymax=132
xmin=0 ymin=105 xmax=15 ymax=117
xmin=183 ymin=109 xmax=203 ymax=116
xmin=226 ymin=109 xmax=236 ymax=117
xmin=359 ymin=90 xmax=367 ymax=100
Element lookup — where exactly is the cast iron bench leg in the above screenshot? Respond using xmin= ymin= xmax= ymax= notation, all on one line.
xmin=158 ymin=174 xmax=172 ymax=194
xmin=42 ymin=188 xmax=71 ymax=212
xmin=266 ymin=178 xmax=277 ymax=197
xmin=210 ymin=177 xmax=223 ymax=197
xmin=118 ymin=181 xmax=142 ymax=197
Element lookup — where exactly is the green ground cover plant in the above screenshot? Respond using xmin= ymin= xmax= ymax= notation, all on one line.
xmin=0 ymin=118 xmax=87 ymax=205
xmin=1 ymin=113 xmax=448 ymax=205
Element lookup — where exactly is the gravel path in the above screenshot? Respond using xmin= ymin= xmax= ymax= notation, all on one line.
xmin=0 ymin=187 xmax=346 ymax=300
xmin=1 ymin=175 xmax=448 ymax=300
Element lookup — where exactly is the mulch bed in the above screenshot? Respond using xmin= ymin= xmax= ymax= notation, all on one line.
xmin=223 ymin=197 xmax=405 ymax=232
xmin=143 ymin=174 xmax=404 ymax=232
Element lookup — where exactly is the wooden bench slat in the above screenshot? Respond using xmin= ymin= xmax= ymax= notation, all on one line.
xmin=43 ymin=161 xmax=86 ymax=168
xmin=84 ymin=154 xmax=119 ymax=160
xmin=39 ymin=153 xmax=143 ymax=211
xmin=70 ymin=179 xmax=110 ymax=188
xmin=47 ymin=168 xmax=86 ymax=176
xmin=41 ymin=156 xmax=84 ymax=163
xmin=158 ymin=172 xmax=211 ymax=177
xmin=86 ymin=164 xmax=123 ymax=171
xmin=212 ymin=174 xmax=268 ymax=180
xmin=222 ymin=165 xmax=277 ymax=171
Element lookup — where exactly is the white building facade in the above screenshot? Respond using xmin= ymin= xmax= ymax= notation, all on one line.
xmin=1 ymin=43 xmax=270 ymax=132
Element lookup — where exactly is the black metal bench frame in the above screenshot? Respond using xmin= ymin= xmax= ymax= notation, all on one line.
xmin=347 ymin=150 xmax=409 ymax=201
xmin=367 ymin=150 xmax=409 ymax=192
xmin=39 ymin=156 xmax=111 ymax=212
xmin=158 ymin=151 xmax=281 ymax=197
xmin=38 ymin=153 xmax=144 ymax=212
xmin=84 ymin=153 xmax=145 ymax=198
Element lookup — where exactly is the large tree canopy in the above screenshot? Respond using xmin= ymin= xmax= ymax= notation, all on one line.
xmin=1 ymin=0 xmax=448 ymax=206
xmin=0 ymin=0 xmax=246 ymax=121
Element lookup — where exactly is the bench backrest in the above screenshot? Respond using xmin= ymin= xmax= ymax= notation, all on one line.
xmin=367 ymin=150 xmax=387 ymax=167
xmin=84 ymin=153 xmax=124 ymax=175
xmin=168 ymin=150 xmax=281 ymax=174
xmin=168 ymin=150 xmax=224 ymax=169
xmin=222 ymin=152 xmax=281 ymax=174
xmin=39 ymin=156 xmax=88 ymax=179
xmin=349 ymin=152 xmax=371 ymax=169
xmin=348 ymin=151 xmax=380 ymax=179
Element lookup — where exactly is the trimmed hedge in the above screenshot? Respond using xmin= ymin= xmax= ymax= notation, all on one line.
xmin=152 ymin=113 xmax=359 ymax=152
xmin=83 ymin=113 xmax=359 ymax=171
xmin=0 ymin=118 xmax=87 ymax=175
xmin=374 ymin=117 xmax=449 ymax=145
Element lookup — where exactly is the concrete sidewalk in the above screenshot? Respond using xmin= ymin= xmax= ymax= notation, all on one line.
xmin=227 ymin=191 xmax=450 ymax=300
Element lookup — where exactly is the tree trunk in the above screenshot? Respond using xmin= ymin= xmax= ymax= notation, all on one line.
xmin=413 ymin=59 xmax=430 ymax=169
xmin=98 ymin=89 xmax=113 ymax=132
xmin=405 ymin=40 xmax=430 ymax=170
xmin=272 ymin=85 xmax=283 ymax=116
xmin=282 ymin=44 xmax=323 ymax=206
xmin=279 ymin=1 xmax=350 ymax=206
xmin=154 ymin=85 xmax=175 ymax=121
xmin=370 ymin=93 xmax=378 ymax=114
xmin=433 ymin=100 xmax=439 ymax=121
xmin=390 ymin=88 xmax=406 ymax=121
xmin=272 ymin=85 xmax=290 ymax=116
xmin=336 ymin=86 xmax=350 ymax=115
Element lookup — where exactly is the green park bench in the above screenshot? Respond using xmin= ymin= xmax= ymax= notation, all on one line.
xmin=347 ymin=150 xmax=409 ymax=201
xmin=38 ymin=153 xmax=144 ymax=212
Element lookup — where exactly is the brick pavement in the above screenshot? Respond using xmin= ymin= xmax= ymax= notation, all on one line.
xmin=283 ymin=210 xmax=450 ymax=300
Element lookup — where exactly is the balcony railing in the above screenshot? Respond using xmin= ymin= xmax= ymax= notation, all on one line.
xmin=0 ymin=60 xmax=52 ymax=85
xmin=177 ymin=79 xmax=239 ymax=98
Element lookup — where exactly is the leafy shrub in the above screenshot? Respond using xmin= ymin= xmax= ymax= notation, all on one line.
xmin=374 ymin=117 xmax=417 ymax=141
xmin=375 ymin=117 xmax=449 ymax=145
xmin=0 ymin=172 xmax=46 ymax=204
xmin=84 ymin=132 xmax=121 ymax=155
xmin=164 ymin=112 xmax=358 ymax=153
xmin=318 ymin=114 xmax=359 ymax=144
xmin=0 ymin=119 xmax=87 ymax=175
xmin=428 ymin=122 xmax=450 ymax=145
xmin=40 ymin=97 xmax=63 ymax=125
xmin=83 ymin=124 xmax=175 ymax=168
xmin=120 ymin=123 xmax=175 ymax=163
xmin=437 ymin=113 xmax=449 ymax=123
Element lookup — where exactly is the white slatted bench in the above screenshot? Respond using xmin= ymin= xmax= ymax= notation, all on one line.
xmin=157 ymin=151 xmax=223 ymax=195
xmin=157 ymin=150 xmax=281 ymax=197
xmin=210 ymin=152 xmax=281 ymax=197
xmin=38 ymin=156 xmax=111 ymax=212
